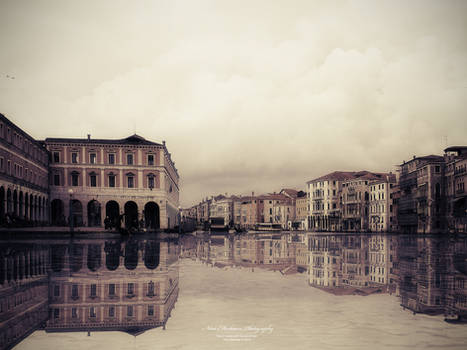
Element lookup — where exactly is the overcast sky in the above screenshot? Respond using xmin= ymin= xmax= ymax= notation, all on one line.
xmin=1 ymin=0 xmax=466 ymax=207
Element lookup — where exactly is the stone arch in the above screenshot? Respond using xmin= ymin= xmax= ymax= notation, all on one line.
xmin=13 ymin=190 xmax=18 ymax=217
xmin=144 ymin=241 xmax=160 ymax=269
xmin=124 ymin=201 xmax=138 ymax=230
xmin=0 ymin=186 xmax=5 ymax=222
xmin=87 ymin=244 xmax=102 ymax=271
xmin=87 ymin=200 xmax=101 ymax=227
xmin=51 ymin=245 xmax=66 ymax=272
xmin=6 ymin=188 xmax=12 ymax=214
xmin=144 ymin=202 xmax=160 ymax=230
xmin=70 ymin=245 xmax=84 ymax=272
xmin=19 ymin=192 xmax=23 ymax=218
xmin=51 ymin=199 xmax=64 ymax=225
xmin=124 ymin=240 xmax=138 ymax=270
xmin=71 ymin=199 xmax=83 ymax=226
xmin=105 ymin=200 xmax=120 ymax=229
xmin=105 ymin=241 xmax=121 ymax=271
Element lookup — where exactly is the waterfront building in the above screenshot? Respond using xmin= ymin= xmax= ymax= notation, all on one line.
xmin=307 ymin=172 xmax=351 ymax=231
xmin=308 ymin=235 xmax=342 ymax=287
xmin=0 ymin=241 xmax=49 ymax=349
xmin=209 ymin=195 xmax=234 ymax=228
xmin=294 ymin=191 xmax=308 ymax=230
xmin=398 ymin=155 xmax=446 ymax=234
xmin=341 ymin=235 xmax=370 ymax=288
xmin=444 ymin=146 xmax=467 ymax=233
xmin=0 ymin=114 xmax=49 ymax=225
xmin=45 ymin=135 xmax=179 ymax=230
xmin=369 ymin=174 xmax=397 ymax=232
xmin=389 ymin=181 xmax=401 ymax=233
xmin=368 ymin=235 xmax=389 ymax=286
xmin=45 ymin=238 xmax=179 ymax=334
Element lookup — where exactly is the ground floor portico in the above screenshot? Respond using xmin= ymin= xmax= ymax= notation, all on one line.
xmin=49 ymin=189 xmax=179 ymax=230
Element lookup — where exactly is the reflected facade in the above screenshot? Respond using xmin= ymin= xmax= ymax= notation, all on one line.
xmin=0 ymin=236 xmax=179 ymax=349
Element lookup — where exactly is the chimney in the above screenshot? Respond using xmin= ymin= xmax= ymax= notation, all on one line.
xmin=87 ymin=134 xmax=91 ymax=141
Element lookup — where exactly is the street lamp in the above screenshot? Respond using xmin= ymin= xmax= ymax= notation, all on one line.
xmin=178 ymin=206 xmax=182 ymax=234
xmin=68 ymin=188 xmax=74 ymax=234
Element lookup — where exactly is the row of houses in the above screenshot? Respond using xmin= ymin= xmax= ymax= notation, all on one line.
xmin=184 ymin=146 xmax=467 ymax=234
xmin=182 ymin=232 xmax=467 ymax=319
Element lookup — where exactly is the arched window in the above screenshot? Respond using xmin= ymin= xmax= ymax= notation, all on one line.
xmin=71 ymin=171 xmax=79 ymax=186
xmin=147 ymin=173 xmax=155 ymax=189
xmin=89 ymin=172 xmax=97 ymax=187
xmin=126 ymin=172 xmax=135 ymax=188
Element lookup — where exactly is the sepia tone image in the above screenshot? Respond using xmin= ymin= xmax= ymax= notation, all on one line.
xmin=0 ymin=1 xmax=466 ymax=349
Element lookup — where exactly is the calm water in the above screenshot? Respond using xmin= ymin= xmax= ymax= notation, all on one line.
xmin=1 ymin=232 xmax=466 ymax=350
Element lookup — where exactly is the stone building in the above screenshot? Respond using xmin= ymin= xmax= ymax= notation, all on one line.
xmin=294 ymin=191 xmax=308 ymax=230
xmin=398 ymin=155 xmax=446 ymax=234
xmin=0 ymin=241 xmax=49 ymax=349
xmin=0 ymin=114 xmax=49 ymax=226
xmin=45 ymin=135 xmax=179 ymax=230
xmin=444 ymin=146 xmax=467 ymax=233
xmin=45 ymin=237 xmax=179 ymax=334
xmin=369 ymin=174 xmax=397 ymax=232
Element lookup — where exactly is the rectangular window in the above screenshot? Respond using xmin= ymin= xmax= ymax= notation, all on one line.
xmin=90 ymin=174 xmax=97 ymax=187
xmin=108 ymin=284 xmax=115 ymax=296
xmin=109 ymin=175 xmax=115 ymax=188
xmin=53 ymin=151 xmax=60 ymax=163
xmin=71 ymin=284 xmax=79 ymax=298
xmin=54 ymin=308 xmax=60 ymax=319
xmin=0 ymin=157 xmax=3 ymax=171
xmin=71 ymin=307 xmax=77 ymax=318
xmin=7 ymin=160 xmax=11 ymax=175
xmin=90 ymin=153 xmax=96 ymax=164
xmin=127 ymin=306 xmax=133 ymax=317
xmin=90 ymin=284 xmax=97 ymax=297
xmin=72 ymin=173 xmax=79 ymax=186
xmin=128 ymin=176 xmax=134 ymax=188
xmin=148 ymin=154 xmax=154 ymax=165
xmin=108 ymin=153 xmax=115 ymax=164
xmin=109 ymin=306 xmax=115 ymax=317
xmin=54 ymin=285 xmax=60 ymax=297
xmin=127 ymin=283 xmax=134 ymax=295
xmin=148 ymin=305 xmax=154 ymax=316
xmin=90 ymin=307 xmax=96 ymax=318
xmin=127 ymin=154 xmax=133 ymax=165
xmin=71 ymin=152 xmax=78 ymax=164
xmin=148 ymin=176 xmax=154 ymax=189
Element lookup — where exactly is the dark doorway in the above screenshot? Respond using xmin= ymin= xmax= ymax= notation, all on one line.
xmin=124 ymin=201 xmax=138 ymax=230
xmin=106 ymin=201 xmax=120 ymax=229
xmin=87 ymin=200 xmax=101 ymax=226
xmin=71 ymin=199 xmax=83 ymax=226
xmin=51 ymin=199 xmax=64 ymax=225
xmin=144 ymin=202 xmax=160 ymax=229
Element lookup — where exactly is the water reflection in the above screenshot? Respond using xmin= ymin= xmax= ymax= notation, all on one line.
xmin=0 ymin=235 xmax=179 ymax=349
xmin=181 ymin=232 xmax=467 ymax=321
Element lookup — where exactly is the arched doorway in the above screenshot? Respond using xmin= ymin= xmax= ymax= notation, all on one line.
xmin=124 ymin=201 xmax=138 ymax=230
xmin=71 ymin=199 xmax=83 ymax=227
xmin=87 ymin=244 xmax=102 ymax=271
xmin=19 ymin=192 xmax=23 ymax=219
xmin=124 ymin=240 xmax=138 ymax=270
xmin=87 ymin=200 xmax=101 ymax=227
xmin=0 ymin=187 xmax=5 ymax=222
xmin=105 ymin=241 xmax=121 ymax=271
xmin=144 ymin=241 xmax=160 ymax=269
xmin=6 ymin=189 xmax=12 ymax=214
xmin=51 ymin=199 xmax=64 ymax=225
xmin=105 ymin=201 xmax=120 ymax=229
xmin=144 ymin=202 xmax=160 ymax=229
xmin=13 ymin=190 xmax=18 ymax=217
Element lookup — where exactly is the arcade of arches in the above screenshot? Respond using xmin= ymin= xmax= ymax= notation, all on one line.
xmin=50 ymin=198 xmax=161 ymax=229
xmin=0 ymin=186 xmax=48 ymax=224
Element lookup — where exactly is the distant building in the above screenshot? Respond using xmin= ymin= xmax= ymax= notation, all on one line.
xmin=294 ymin=191 xmax=308 ymax=230
xmin=398 ymin=155 xmax=446 ymax=234
xmin=369 ymin=174 xmax=397 ymax=232
xmin=444 ymin=146 xmax=467 ymax=233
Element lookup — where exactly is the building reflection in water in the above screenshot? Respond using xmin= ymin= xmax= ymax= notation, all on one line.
xmin=0 ymin=236 xmax=179 ymax=350
xmin=182 ymin=232 xmax=467 ymax=320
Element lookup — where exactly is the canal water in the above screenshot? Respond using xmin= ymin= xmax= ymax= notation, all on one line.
xmin=1 ymin=232 xmax=466 ymax=350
